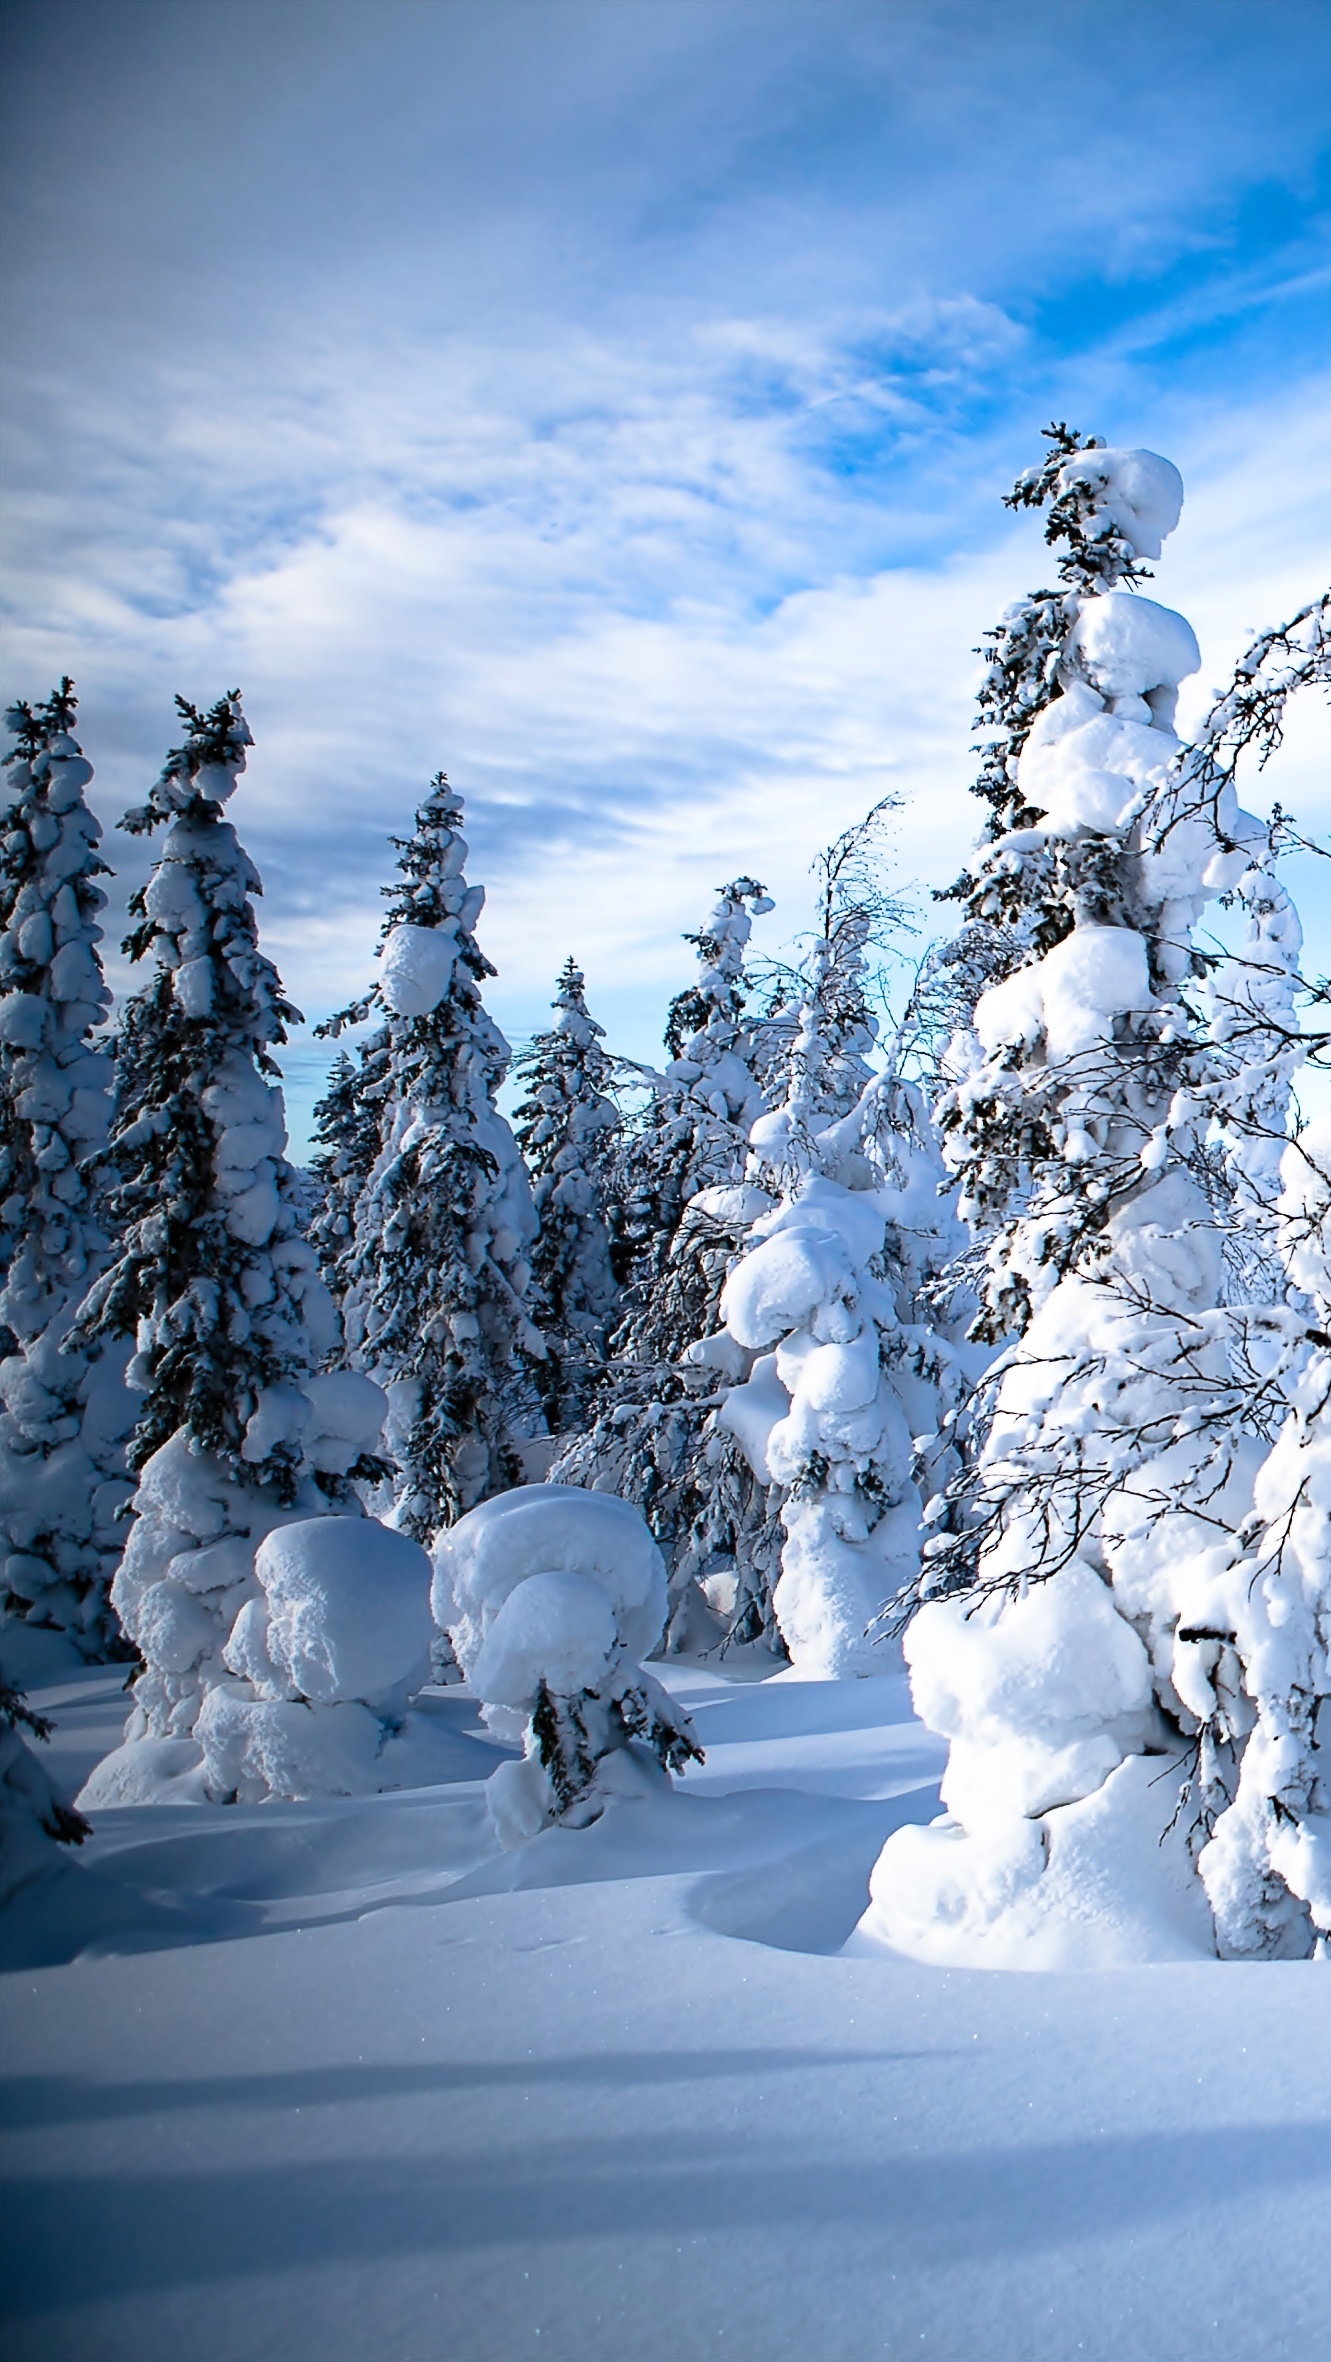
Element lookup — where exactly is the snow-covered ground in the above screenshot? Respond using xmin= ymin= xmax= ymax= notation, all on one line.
xmin=4 ymin=1657 xmax=1331 ymax=2362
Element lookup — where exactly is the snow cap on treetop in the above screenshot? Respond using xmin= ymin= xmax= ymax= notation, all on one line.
xmin=1050 ymin=445 xmax=1184 ymax=562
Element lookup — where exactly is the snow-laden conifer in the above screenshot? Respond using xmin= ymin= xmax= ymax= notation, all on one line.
xmin=322 ymin=773 xmax=545 ymax=1537
xmin=868 ymin=437 xmax=1295 ymax=1965
xmin=0 ymin=684 xmax=133 ymax=1656
xmin=73 ymin=694 xmax=387 ymax=1792
xmin=513 ymin=959 xmax=619 ymax=1434
xmin=307 ymin=1031 xmax=390 ymax=1306
xmin=550 ymin=876 xmax=775 ymax=1643
xmin=710 ymin=942 xmax=963 ymax=1674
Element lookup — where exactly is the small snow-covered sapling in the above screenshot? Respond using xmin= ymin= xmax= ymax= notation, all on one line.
xmin=432 ymin=1484 xmax=702 ymax=1846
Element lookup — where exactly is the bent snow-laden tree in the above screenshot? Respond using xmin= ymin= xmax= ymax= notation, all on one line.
xmin=551 ymin=875 xmax=779 ymax=1646
xmin=72 ymin=694 xmax=387 ymax=1797
xmin=1117 ymin=594 xmax=1331 ymax=1960
xmin=867 ymin=434 xmax=1309 ymax=1967
xmin=0 ymin=684 xmax=134 ymax=1658
xmin=512 ymin=959 xmax=620 ymax=1436
xmin=321 ymin=773 xmax=546 ymax=1538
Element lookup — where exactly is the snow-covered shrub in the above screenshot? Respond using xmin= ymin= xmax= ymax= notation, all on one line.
xmin=867 ymin=438 xmax=1290 ymax=1964
xmin=70 ymin=696 xmax=388 ymax=1797
xmin=0 ymin=684 xmax=134 ymax=1656
xmin=433 ymin=1484 xmax=702 ymax=1845
xmin=321 ymin=774 xmax=546 ymax=1534
xmin=714 ymin=961 xmax=964 ymax=1676
xmin=193 ymin=1512 xmax=434 ymax=1802
xmin=0 ymin=1667 xmax=88 ymax=1907
xmin=513 ymin=959 xmax=620 ymax=1433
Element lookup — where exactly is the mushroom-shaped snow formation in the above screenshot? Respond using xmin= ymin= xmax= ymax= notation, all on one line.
xmin=433 ymin=1483 xmax=668 ymax=1669
xmin=432 ymin=1485 xmax=699 ymax=1847
xmin=192 ymin=1515 xmax=435 ymax=1803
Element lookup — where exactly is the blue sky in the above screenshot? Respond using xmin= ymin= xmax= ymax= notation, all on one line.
xmin=4 ymin=0 xmax=1331 ymax=1149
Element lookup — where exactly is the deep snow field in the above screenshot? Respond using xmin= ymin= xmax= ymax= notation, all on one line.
xmin=3 ymin=1646 xmax=1330 ymax=2362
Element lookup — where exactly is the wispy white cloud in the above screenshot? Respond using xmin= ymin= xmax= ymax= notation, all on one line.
xmin=4 ymin=0 xmax=1331 ymax=1154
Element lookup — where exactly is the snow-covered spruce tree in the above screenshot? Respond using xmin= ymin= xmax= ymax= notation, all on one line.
xmin=706 ymin=938 xmax=964 ymax=1675
xmin=550 ymin=876 xmax=777 ymax=1645
xmin=866 ymin=438 xmax=1296 ymax=1966
xmin=306 ymin=1028 xmax=391 ymax=1308
xmin=321 ymin=772 xmax=545 ymax=1537
xmin=71 ymin=693 xmax=387 ymax=1799
xmin=433 ymin=1485 xmax=701 ymax=1847
xmin=0 ymin=682 xmax=135 ymax=1657
xmin=610 ymin=873 xmax=777 ymax=1283
xmin=0 ymin=1663 xmax=89 ymax=1909
xmin=513 ymin=959 xmax=620 ymax=1434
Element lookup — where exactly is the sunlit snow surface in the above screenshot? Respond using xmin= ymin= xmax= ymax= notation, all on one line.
xmin=3 ymin=1659 xmax=1330 ymax=2360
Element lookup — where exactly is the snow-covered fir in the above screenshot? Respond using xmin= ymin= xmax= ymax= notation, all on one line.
xmin=711 ymin=942 xmax=964 ymax=1675
xmin=868 ymin=439 xmax=1304 ymax=1964
xmin=0 ymin=683 xmax=134 ymax=1659
xmin=552 ymin=876 xmax=778 ymax=1645
xmin=322 ymin=773 xmax=546 ymax=1537
xmin=513 ymin=959 xmax=620 ymax=1435
xmin=306 ymin=1034 xmax=390 ymax=1308
xmin=72 ymin=694 xmax=388 ymax=1804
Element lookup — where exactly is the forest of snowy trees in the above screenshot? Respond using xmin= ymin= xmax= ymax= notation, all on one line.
xmin=8 ymin=430 xmax=1331 ymax=1965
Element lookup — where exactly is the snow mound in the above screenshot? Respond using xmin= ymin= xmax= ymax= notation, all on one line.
xmin=77 ymin=1733 xmax=212 ymax=1810
xmin=194 ymin=1688 xmax=391 ymax=1804
xmin=864 ymin=1753 xmax=1215 ymax=1970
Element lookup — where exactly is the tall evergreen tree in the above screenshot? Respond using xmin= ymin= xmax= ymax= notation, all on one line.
xmin=513 ymin=959 xmax=620 ymax=1434
xmin=712 ymin=944 xmax=963 ymax=1674
xmin=551 ymin=875 xmax=775 ymax=1644
xmin=307 ymin=1031 xmax=390 ymax=1308
xmin=71 ymin=694 xmax=385 ymax=1760
xmin=869 ymin=439 xmax=1298 ymax=1965
xmin=0 ymin=684 xmax=133 ymax=1656
xmin=321 ymin=772 xmax=546 ymax=1537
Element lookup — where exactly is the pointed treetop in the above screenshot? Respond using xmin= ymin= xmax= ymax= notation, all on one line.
xmin=665 ymin=875 xmax=773 ymax=1058
xmin=3 ymin=676 xmax=79 ymax=763
xmin=120 ymin=690 xmax=252 ymax=835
